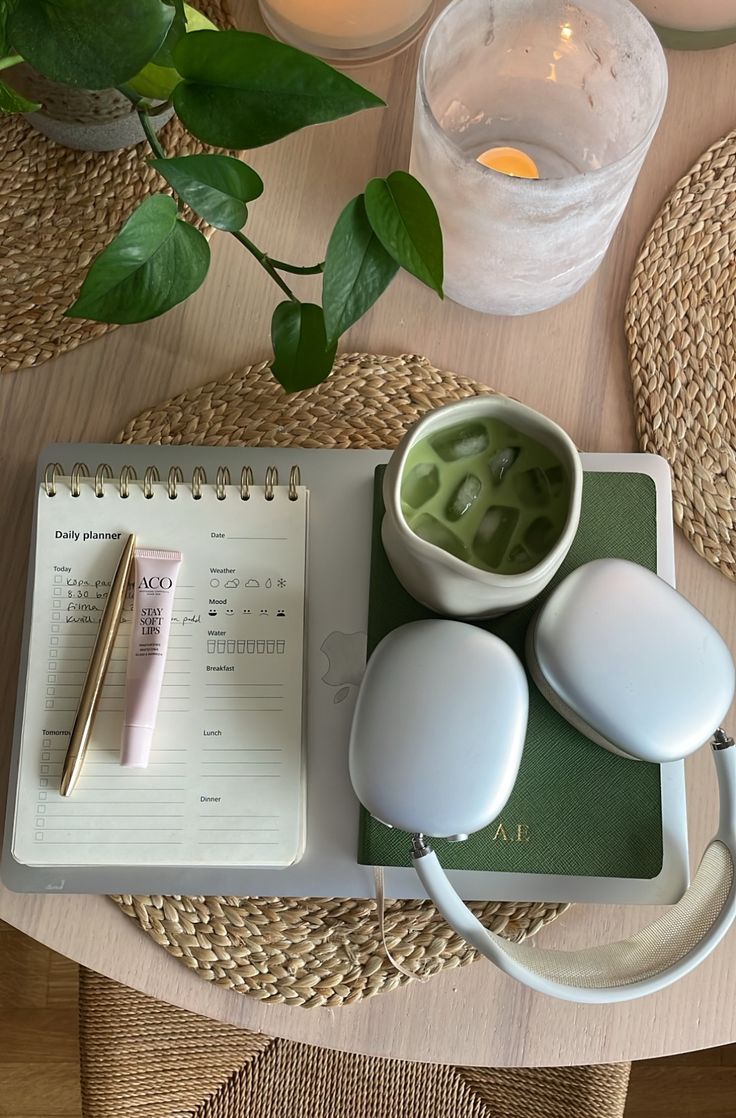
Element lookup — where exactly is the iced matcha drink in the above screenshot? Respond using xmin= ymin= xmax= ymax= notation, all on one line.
xmin=400 ymin=418 xmax=571 ymax=575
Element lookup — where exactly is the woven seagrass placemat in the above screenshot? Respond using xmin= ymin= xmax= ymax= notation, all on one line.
xmin=626 ymin=129 xmax=736 ymax=581
xmin=109 ymin=352 xmax=570 ymax=1007
xmin=0 ymin=0 xmax=232 ymax=376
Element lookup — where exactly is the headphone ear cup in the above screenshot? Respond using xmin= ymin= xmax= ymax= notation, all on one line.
xmin=525 ymin=612 xmax=634 ymax=759
xmin=524 ymin=559 xmax=735 ymax=765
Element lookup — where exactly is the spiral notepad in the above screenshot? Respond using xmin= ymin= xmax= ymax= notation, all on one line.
xmin=12 ymin=460 xmax=308 ymax=868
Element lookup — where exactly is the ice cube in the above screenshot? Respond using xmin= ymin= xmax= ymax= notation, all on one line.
xmin=446 ymin=474 xmax=482 ymax=521
xmin=514 ymin=467 xmax=552 ymax=507
xmin=412 ymin=514 xmax=468 ymax=562
xmin=431 ymin=422 xmax=489 ymax=462
xmin=472 ymin=506 xmax=519 ymax=568
xmin=545 ymin=465 xmax=565 ymax=498
xmin=524 ymin=516 xmax=560 ymax=554
xmin=507 ymin=543 xmax=535 ymax=572
xmin=401 ymin=462 xmax=440 ymax=509
xmin=488 ymin=446 xmax=520 ymax=486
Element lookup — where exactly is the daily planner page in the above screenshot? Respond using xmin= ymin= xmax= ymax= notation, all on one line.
xmin=12 ymin=463 xmax=308 ymax=867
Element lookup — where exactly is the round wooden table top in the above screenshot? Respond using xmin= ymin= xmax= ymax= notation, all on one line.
xmin=2 ymin=1 xmax=736 ymax=1069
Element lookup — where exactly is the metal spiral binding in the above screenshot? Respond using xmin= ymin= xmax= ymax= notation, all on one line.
xmin=143 ymin=466 xmax=160 ymax=499
xmin=43 ymin=463 xmax=64 ymax=496
xmin=94 ymin=463 xmax=112 ymax=497
xmin=215 ymin=467 xmax=230 ymax=500
xmin=167 ymin=466 xmax=184 ymax=499
xmin=42 ymin=463 xmax=303 ymax=499
xmin=264 ymin=466 xmax=278 ymax=501
xmin=240 ymin=466 xmax=253 ymax=500
xmin=119 ymin=465 xmax=136 ymax=499
xmin=70 ymin=462 xmax=89 ymax=497
xmin=191 ymin=466 xmax=207 ymax=500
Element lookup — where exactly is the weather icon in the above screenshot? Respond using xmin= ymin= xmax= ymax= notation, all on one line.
xmin=244 ymin=578 xmax=260 ymax=588
xmin=224 ymin=578 xmax=239 ymax=588
xmin=277 ymin=578 xmax=287 ymax=589
xmin=209 ymin=578 xmax=220 ymax=588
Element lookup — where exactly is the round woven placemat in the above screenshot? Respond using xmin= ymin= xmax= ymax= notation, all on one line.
xmin=110 ymin=351 xmax=570 ymax=1007
xmin=0 ymin=0 xmax=232 ymax=376
xmin=626 ymin=129 xmax=736 ymax=581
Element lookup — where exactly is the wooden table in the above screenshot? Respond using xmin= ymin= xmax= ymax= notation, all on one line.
xmin=2 ymin=2 xmax=736 ymax=1068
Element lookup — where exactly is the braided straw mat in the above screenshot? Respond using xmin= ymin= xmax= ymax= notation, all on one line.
xmin=0 ymin=0 xmax=233 ymax=376
xmin=79 ymin=969 xmax=632 ymax=1118
xmin=626 ymin=129 xmax=736 ymax=581
xmin=110 ymin=352 xmax=570 ymax=1008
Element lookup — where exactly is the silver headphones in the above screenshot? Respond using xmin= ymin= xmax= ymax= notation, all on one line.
xmin=349 ymin=559 xmax=736 ymax=1003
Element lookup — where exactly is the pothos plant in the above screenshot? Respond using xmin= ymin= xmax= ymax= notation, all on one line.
xmin=0 ymin=0 xmax=445 ymax=391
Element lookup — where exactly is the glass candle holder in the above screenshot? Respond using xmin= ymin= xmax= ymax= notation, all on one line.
xmin=258 ymin=0 xmax=436 ymax=64
xmin=634 ymin=0 xmax=736 ymax=49
xmin=410 ymin=0 xmax=668 ymax=316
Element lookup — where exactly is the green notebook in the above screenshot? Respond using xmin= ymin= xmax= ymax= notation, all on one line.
xmin=358 ymin=468 xmax=663 ymax=879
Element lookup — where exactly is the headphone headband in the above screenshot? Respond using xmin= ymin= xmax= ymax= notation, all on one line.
xmin=413 ymin=736 xmax=736 ymax=1003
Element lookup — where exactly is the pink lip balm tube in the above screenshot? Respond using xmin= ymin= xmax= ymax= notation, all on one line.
xmin=121 ymin=548 xmax=182 ymax=767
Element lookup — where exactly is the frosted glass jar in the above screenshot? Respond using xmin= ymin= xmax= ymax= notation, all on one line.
xmin=410 ymin=0 xmax=668 ymax=316
xmin=258 ymin=0 xmax=435 ymax=63
xmin=635 ymin=0 xmax=736 ymax=49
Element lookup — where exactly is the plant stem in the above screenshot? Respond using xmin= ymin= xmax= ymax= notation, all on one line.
xmin=232 ymin=231 xmax=298 ymax=301
xmin=0 ymin=54 xmax=22 ymax=72
xmin=137 ymin=109 xmax=167 ymax=161
xmin=133 ymin=94 xmax=305 ymax=302
xmin=269 ymin=258 xmax=324 ymax=276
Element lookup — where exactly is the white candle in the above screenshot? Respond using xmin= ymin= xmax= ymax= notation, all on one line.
xmin=635 ymin=0 xmax=736 ymax=31
xmin=259 ymin=0 xmax=434 ymax=57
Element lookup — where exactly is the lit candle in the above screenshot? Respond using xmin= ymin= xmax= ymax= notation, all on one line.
xmin=477 ymin=147 xmax=540 ymax=179
xmin=258 ymin=0 xmax=435 ymax=61
xmin=410 ymin=0 xmax=667 ymax=316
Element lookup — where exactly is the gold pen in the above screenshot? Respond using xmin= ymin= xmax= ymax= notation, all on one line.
xmin=60 ymin=532 xmax=136 ymax=797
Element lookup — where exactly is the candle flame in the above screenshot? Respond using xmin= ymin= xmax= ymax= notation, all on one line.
xmin=477 ymin=147 xmax=540 ymax=179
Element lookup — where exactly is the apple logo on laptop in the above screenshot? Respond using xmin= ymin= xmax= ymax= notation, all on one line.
xmin=320 ymin=631 xmax=367 ymax=704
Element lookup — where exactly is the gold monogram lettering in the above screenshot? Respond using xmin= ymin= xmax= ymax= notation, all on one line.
xmin=491 ymin=822 xmax=530 ymax=843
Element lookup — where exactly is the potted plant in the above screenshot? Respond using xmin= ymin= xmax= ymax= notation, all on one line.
xmin=0 ymin=0 xmax=444 ymax=391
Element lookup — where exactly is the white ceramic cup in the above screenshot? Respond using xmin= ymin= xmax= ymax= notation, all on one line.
xmin=381 ymin=396 xmax=583 ymax=618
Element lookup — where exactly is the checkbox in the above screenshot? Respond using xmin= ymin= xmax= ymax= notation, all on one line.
xmin=42 ymin=752 xmax=50 ymax=761
xmin=35 ymin=818 xmax=45 ymax=827
xmin=53 ymin=586 xmax=62 ymax=596
xmin=38 ymin=792 xmax=47 ymax=800
xmin=45 ymin=700 xmax=53 ymax=709
xmin=50 ymin=637 xmax=59 ymax=646
xmin=46 ymin=687 xmax=55 ymax=696
xmin=52 ymin=612 xmax=60 ymax=621
xmin=36 ymin=804 xmax=46 ymax=814
xmin=48 ymin=663 xmax=56 ymax=672
xmin=51 ymin=625 xmax=59 ymax=633
xmin=40 ymin=779 xmax=48 ymax=788
xmin=40 ymin=764 xmax=49 ymax=774
xmin=34 ymin=833 xmax=44 ymax=841
xmin=47 ymin=675 xmax=56 ymax=684
xmin=54 ymin=574 xmax=62 ymax=584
